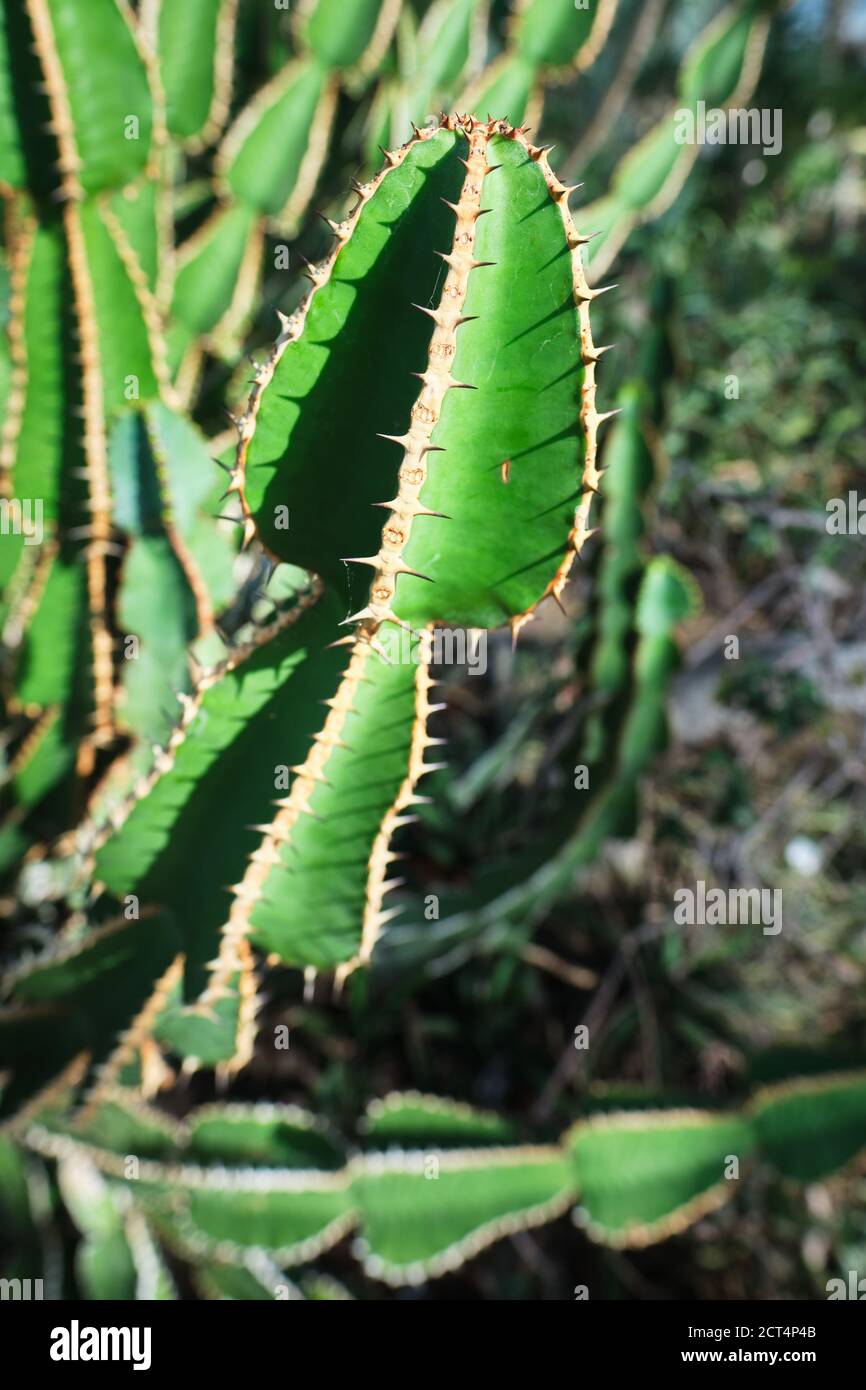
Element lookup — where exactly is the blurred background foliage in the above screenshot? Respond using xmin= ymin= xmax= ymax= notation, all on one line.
xmin=1 ymin=0 xmax=865 ymax=1299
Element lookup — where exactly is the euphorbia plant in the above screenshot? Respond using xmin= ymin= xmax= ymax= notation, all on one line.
xmin=90 ymin=113 xmax=613 ymax=1072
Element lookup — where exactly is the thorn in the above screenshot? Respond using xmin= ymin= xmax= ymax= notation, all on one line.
xmin=569 ymin=228 xmax=603 ymax=247
xmin=372 ymin=903 xmax=405 ymax=930
xmin=212 ymin=458 xmax=231 ymax=472
xmin=412 ymin=503 xmax=450 ymax=519
xmin=440 ymin=198 xmax=461 ymax=216
xmin=339 ymin=607 xmax=375 ymax=626
xmin=549 ymin=588 xmax=568 ymax=617
xmin=370 ymin=499 xmax=449 ymax=519
xmin=591 ymin=283 xmax=618 ymax=300
xmin=216 ymin=514 xmax=244 ymax=526
xmin=325 ymin=635 xmax=357 ymax=650
xmin=379 ymin=146 xmax=399 ymax=167
xmin=394 ymin=564 xmax=434 ymax=583
xmin=583 ymin=342 xmax=617 ymax=363
xmin=596 ymin=408 xmax=623 ymax=427
xmin=288 ymin=764 xmax=331 ymax=786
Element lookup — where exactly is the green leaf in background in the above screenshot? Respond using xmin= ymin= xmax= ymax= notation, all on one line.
xmin=406 ymin=0 xmax=489 ymax=128
xmin=566 ymin=1109 xmax=755 ymax=1247
xmin=351 ymin=1147 xmax=573 ymax=1283
xmin=171 ymin=1170 xmax=355 ymax=1265
xmin=58 ymin=1150 xmax=176 ymax=1299
xmin=77 ymin=198 xmax=160 ymax=413
xmin=72 ymin=1090 xmax=184 ymax=1161
xmin=216 ymin=57 xmax=338 ymax=234
xmin=186 ymin=1103 xmax=345 ymax=1171
xmin=170 ymin=203 xmax=263 ymax=342
xmin=514 ymin=0 xmax=617 ymax=73
xmin=105 ymin=179 xmax=163 ymax=296
xmin=108 ymin=402 xmax=234 ymax=744
xmin=0 ymin=2 xmax=24 ymax=189
xmin=752 ymin=1072 xmax=866 ymax=1182
xmin=295 ymin=0 xmax=401 ymax=80
xmin=583 ymin=3 xmax=771 ymax=278
xmin=149 ymin=0 xmax=238 ymax=148
xmin=26 ymin=0 xmax=154 ymax=196
xmin=21 ymin=1071 xmax=866 ymax=1288
xmin=678 ymin=3 xmax=764 ymax=108
xmin=589 ymin=384 xmax=653 ymax=700
xmin=0 ymin=914 xmax=182 ymax=1118
xmin=361 ymin=1091 xmax=516 ymax=1147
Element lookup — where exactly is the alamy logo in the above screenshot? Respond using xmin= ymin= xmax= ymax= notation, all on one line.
xmin=826 ymin=492 xmax=866 ymax=534
xmin=373 ymin=626 xmax=487 ymax=674
xmin=673 ymin=880 xmax=782 ymax=935
xmin=826 ymin=1272 xmax=866 ymax=1299
xmin=0 ymin=1276 xmax=43 ymax=1299
xmin=50 ymin=1321 xmax=152 ymax=1372
xmin=0 ymin=497 xmax=43 ymax=546
xmin=673 ymin=102 xmax=782 ymax=156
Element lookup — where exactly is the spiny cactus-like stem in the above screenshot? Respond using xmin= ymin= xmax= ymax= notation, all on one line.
xmin=351 ymin=119 xmax=492 ymax=635
xmin=352 ymin=653 xmax=437 ymax=974
xmin=198 ymin=640 xmax=373 ymax=1027
xmin=230 ymin=124 xmax=446 ymax=555
xmin=63 ymin=200 xmax=116 ymax=748
xmin=0 ymin=212 xmax=36 ymax=496
xmin=87 ymin=579 xmax=327 ymax=865
xmin=20 ymin=1071 xmax=866 ymax=1284
xmin=80 ymin=951 xmax=185 ymax=1110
